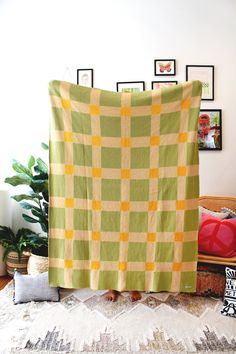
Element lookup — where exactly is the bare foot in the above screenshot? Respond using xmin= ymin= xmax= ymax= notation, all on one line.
xmin=129 ymin=291 xmax=141 ymax=302
xmin=105 ymin=290 xmax=120 ymax=302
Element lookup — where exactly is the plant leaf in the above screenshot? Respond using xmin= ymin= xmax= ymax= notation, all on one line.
xmin=41 ymin=142 xmax=49 ymax=150
xmin=42 ymin=191 xmax=49 ymax=202
xmin=22 ymin=214 xmax=39 ymax=223
xmin=36 ymin=158 xmax=48 ymax=174
xmin=19 ymin=203 xmax=41 ymax=211
xmin=12 ymin=160 xmax=33 ymax=177
xmin=40 ymin=222 xmax=48 ymax=233
xmin=29 ymin=191 xmax=43 ymax=199
xmin=31 ymin=209 xmax=45 ymax=218
xmin=28 ymin=155 xmax=35 ymax=169
xmin=12 ymin=194 xmax=40 ymax=203
xmin=5 ymin=174 xmax=32 ymax=186
xmin=19 ymin=202 xmax=33 ymax=210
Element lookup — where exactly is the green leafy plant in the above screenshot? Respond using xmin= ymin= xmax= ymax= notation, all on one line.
xmin=0 ymin=226 xmax=48 ymax=262
xmin=5 ymin=143 xmax=49 ymax=234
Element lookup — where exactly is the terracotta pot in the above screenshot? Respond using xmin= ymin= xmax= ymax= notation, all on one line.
xmin=6 ymin=251 xmax=30 ymax=277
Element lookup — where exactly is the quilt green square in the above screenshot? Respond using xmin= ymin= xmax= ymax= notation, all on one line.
xmin=188 ymin=108 xmax=200 ymax=131
xmin=126 ymin=271 xmax=145 ymax=291
xmin=50 ymin=207 xmax=65 ymax=228
xmin=131 ymin=147 xmax=150 ymax=169
xmin=155 ymin=242 xmax=174 ymax=262
xmin=100 ymin=90 xmax=121 ymax=107
xmin=98 ymin=271 xmax=118 ymax=289
xmin=100 ymin=241 xmax=120 ymax=261
xmin=182 ymin=241 xmax=198 ymax=262
xmin=128 ymin=242 xmax=147 ymax=262
xmin=156 ymin=211 xmax=176 ymax=232
xmin=50 ymin=142 xmax=65 ymax=164
xmin=129 ymin=212 xmax=148 ymax=232
xmin=131 ymin=116 xmax=151 ymax=137
xmin=72 ymin=270 xmax=90 ymax=288
xmin=160 ymin=111 xmax=180 ymax=135
xmin=153 ymin=272 xmax=172 ymax=291
xmin=101 ymin=179 xmax=121 ymax=201
xmin=180 ymin=271 xmax=197 ymax=292
xmin=101 ymin=147 xmax=121 ymax=168
xmin=101 ymin=211 xmax=120 ymax=232
xmin=131 ymin=91 xmax=152 ymax=106
xmin=100 ymin=116 xmax=121 ymax=137
xmin=74 ymin=176 xmax=92 ymax=199
xmin=159 ymin=145 xmax=178 ymax=167
xmin=51 ymin=108 xmax=64 ymax=131
xmin=49 ymin=239 xmax=64 ymax=259
xmin=50 ymin=175 xmax=65 ymax=197
xmin=49 ymin=267 xmax=64 ymax=287
xmin=158 ymin=177 xmax=177 ymax=200
xmin=185 ymin=176 xmax=199 ymax=199
xmin=72 ymin=112 xmax=91 ymax=135
xmin=184 ymin=209 xmax=198 ymax=231
xmin=74 ymin=209 xmax=92 ymax=230
xmin=186 ymin=143 xmax=198 ymax=165
xmin=161 ymin=85 xmax=183 ymax=104
xmin=70 ymin=84 xmax=90 ymax=103
xmin=130 ymin=179 xmax=149 ymax=201
xmin=73 ymin=240 xmax=91 ymax=260
xmin=73 ymin=144 xmax=92 ymax=166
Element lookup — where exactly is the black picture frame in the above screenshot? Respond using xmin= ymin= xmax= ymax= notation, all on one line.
xmin=151 ymin=81 xmax=178 ymax=89
xmin=116 ymin=81 xmax=145 ymax=93
xmin=154 ymin=59 xmax=176 ymax=76
xmin=198 ymin=109 xmax=222 ymax=150
xmin=77 ymin=68 xmax=94 ymax=88
xmin=186 ymin=65 xmax=214 ymax=101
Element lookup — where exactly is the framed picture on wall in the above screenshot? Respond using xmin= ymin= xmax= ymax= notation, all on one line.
xmin=152 ymin=81 xmax=178 ymax=89
xmin=186 ymin=65 xmax=214 ymax=100
xmin=198 ymin=109 xmax=222 ymax=150
xmin=77 ymin=69 xmax=94 ymax=87
xmin=116 ymin=81 xmax=145 ymax=92
xmin=154 ymin=59 xmax=176 ymax=76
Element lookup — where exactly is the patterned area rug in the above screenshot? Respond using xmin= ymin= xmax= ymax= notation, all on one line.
xmin=0 ymin=282 xmax=236 ymax=354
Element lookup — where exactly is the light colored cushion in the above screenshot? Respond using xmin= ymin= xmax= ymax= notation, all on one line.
xmin=198 ymin=212 xmax=236 ymax=258
xmin=14 ymin=271 xmax=59 ymax=304
xmin=221 ymin=267 xmax=236 ymax=318
xmin=199 ymin=206 xmax=229 ymax=226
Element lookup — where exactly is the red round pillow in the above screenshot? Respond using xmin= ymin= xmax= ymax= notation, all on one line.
xmin=198 ymin=212 xmax=236 ymax=257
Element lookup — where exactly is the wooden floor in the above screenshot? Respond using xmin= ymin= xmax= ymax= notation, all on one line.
xmin=0 ymin=275 xmax=12 ymax=290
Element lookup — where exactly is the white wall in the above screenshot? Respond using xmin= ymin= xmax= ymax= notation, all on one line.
xmin=0 ymin=0 xmax=236 ymax=229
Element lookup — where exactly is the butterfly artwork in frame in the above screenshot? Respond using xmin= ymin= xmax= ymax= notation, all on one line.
xmin=154 ymin=59 xmax=176 ymax=76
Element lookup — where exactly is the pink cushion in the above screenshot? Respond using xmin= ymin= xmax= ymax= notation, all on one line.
xmin=198 ymin=212 xmax=236 ymax=258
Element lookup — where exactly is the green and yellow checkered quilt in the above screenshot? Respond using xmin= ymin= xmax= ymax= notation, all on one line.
xmin=48 ymin=80 xmax=202 ymax=292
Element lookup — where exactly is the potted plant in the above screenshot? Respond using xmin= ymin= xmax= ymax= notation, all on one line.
xmin=5 ymin=143 xmax=49 ymax=256
xmin=4 ymin=143 xmax=49 ymax=274
xmin=0 ymin=226 xmax=47 ymax=276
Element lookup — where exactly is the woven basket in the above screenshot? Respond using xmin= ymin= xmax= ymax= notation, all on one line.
xmin=6 ymin=251 xmax=30 ymax=277
xmin=27 ymin=253 xmax=48 ymax=275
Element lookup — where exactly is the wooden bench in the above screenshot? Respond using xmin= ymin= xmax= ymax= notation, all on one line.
xmin=198 ymin=195 xmax=236 ymax=267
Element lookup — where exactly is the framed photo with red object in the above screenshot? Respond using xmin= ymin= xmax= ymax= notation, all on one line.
xmin=77 ymin=69 xmax=94 ymax=88
xmin=116 ymin=81 xmax=145 ymax=93
xmin=186 ymin=65 xmax=214 ymax=100
xmin=198 ymin=109 xmax=222 ymax=150
xmin=154 ymin=59 xmax=176 ymax=76
xmin=151 ymin=81 xmax=178 ymax=90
